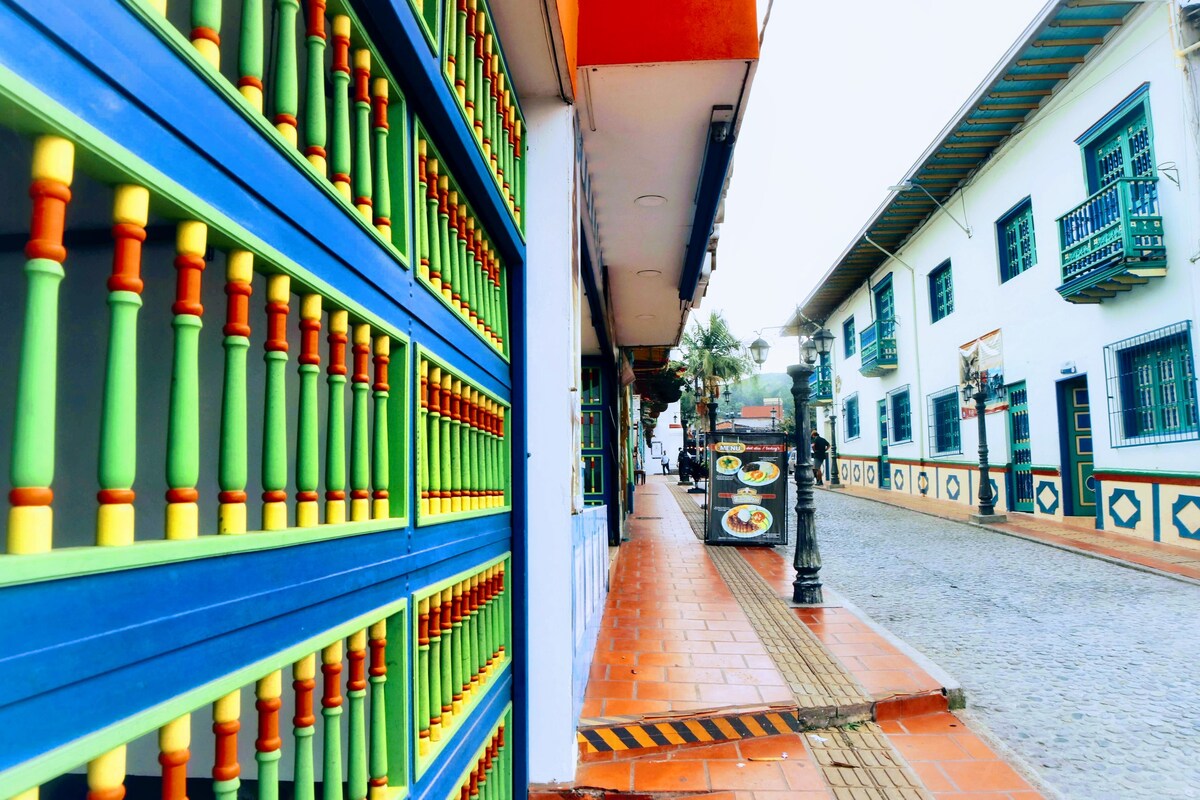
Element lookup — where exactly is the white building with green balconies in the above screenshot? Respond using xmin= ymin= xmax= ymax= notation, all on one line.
xmin=791 ymin=0 xmax=1200 ymax=549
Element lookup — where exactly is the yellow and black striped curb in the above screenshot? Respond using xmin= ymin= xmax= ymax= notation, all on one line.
xmin=577 ymin=703 xmax=871 ymax=755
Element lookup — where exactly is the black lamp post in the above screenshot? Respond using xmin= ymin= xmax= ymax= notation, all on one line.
xmin=828 ymin=410 xmax=843 ymax=489
xmin=961 ymin=370 xmax=1007 ymax=522
xmin=770 ymin=406 xmax=778 ymax=432
xmin=788 ymin=329 xmax=833 ymax=604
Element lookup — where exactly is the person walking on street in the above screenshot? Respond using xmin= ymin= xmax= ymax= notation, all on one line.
xmin=811 ymin=429 xmax=830 ymax=486
xmin=660 ymin=452 xmax=670 ymax=475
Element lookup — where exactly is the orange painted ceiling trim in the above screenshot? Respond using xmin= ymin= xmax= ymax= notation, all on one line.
xmin=577 ymin=0 xmax=759 ymax=67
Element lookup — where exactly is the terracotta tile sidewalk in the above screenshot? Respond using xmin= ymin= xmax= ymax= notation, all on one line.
xmin=555 ymin=476 xmax=1048 ymax=800
xmin=830 ymin=483 xmax=1200 ymax=582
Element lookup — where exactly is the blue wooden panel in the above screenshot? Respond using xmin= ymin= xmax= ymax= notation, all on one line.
xmin=0 ymin=518 xmax=509 ymax=773
xmin=0 ymin=0 xmax=512 ymax=396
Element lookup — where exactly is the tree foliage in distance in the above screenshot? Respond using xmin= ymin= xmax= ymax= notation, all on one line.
xmin=680 ymin=311 xmax=753 ymax=393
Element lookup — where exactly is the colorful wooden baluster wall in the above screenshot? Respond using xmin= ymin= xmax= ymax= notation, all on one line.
xmin=97 ymin=184 xmax=147 ymax=546
xmin=296 ymin=294 xmax=322 ymax=527
xmin=166 ymin=220 xmax=206 ymax=541
xmin=8 ymin=136 xmax=72 ymax=555
xmin=326 ymin=309 xmax=349 ymax=524
xmin=262 ymin=274 xmax=290 ymax=531
xmin=219 ymin=251 xmax=253 ymax=534
xmin=446 ymin=713 xmax=512 ymax=799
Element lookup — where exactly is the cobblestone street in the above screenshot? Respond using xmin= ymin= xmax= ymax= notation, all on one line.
xmin=781 ymin=485 xmax=1200 ymax=799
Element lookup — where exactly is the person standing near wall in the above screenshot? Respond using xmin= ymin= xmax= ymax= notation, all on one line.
xmin=661 ymin=452 xmax=670 ymax=475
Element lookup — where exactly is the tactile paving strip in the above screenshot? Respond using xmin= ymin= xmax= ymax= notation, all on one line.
xmin=807 ymin=723 xmax=933 ymax=799
xmin=706 ymin=547 xmax=874 ymax=710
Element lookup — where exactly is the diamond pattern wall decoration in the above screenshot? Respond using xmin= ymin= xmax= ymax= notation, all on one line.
xmin=1107 ymin=488 xmax=1142 ymax=529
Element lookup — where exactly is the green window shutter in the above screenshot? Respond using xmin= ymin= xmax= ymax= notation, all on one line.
xmin=929 ymin=261 xmax=954 ymax=322
xmin=1105 ymin=322 xmax=1200 ymax=445
xmin=843 ymin=317 xmax=856 ymax=357
xmin=998 ymin=198 xmax=1036 ymax=283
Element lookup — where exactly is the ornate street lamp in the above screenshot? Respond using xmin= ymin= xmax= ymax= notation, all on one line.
xmin=961 ymin=370 xmax=1007 ymax=522
xmin=749 ymin=336 xmax=771 ymax=366
xmin=770 ymin=405 xmax=778 ymax=432
xmin=787 ymin=333 xmax=826 ymax=604
xmin=828 ymin=408 xmax=843 ymax=489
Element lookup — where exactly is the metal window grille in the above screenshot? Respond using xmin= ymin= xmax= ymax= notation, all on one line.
xmin=887 ymin=386 xmax=912 ymax=443
xmin=998 ymin=199 xmax=1037 ymax=283
xmin=844 ymin=394 xmax=860 ymax=440
xmin=1104 ymin=320 xmax=1199 ymax=446
xmin=843 ymin=317 xmax=857 ymax=357
xmin=929 ymin=261 xmax=954 ymax=322
xmin=926 ymin=388 xmax=961 ymax=455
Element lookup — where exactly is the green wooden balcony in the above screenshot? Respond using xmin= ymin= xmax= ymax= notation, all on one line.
xmin=859 ymin=319 xmax=898 ymax=377
xmin=1056 ymin=177 xmax=1166 ymax=303
xmin=809 ymin=364 xmax=833 ymax=405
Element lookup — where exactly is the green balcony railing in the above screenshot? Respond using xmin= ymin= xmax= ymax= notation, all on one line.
xmin=859 ymin=319 xmax=897 ymax=377
xmin=1056 ymin=177 xmax=1166 ymax=303
xmin=808 ymin=365 xmax=833 ymax=405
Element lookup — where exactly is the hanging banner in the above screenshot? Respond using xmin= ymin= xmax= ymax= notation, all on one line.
xmin=959 ymin=329 xmax=1007 ymax=417
xmin=706 ymin=432 xmax=789 ymax=546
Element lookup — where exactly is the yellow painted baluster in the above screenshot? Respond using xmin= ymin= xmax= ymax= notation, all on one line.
xmin=87 ymin=746 xmax=126 ymax=800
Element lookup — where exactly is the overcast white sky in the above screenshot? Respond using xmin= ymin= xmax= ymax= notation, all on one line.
xmin=705 ymin=0 xmax=1052 ymax=374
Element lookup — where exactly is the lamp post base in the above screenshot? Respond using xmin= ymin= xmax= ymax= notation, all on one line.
xmin=791 ymin=579 xmax=824 ymax=605
xmin=970 ymin=513 xmax=1008 ymax=524
xmin=827 ymin=484 xmax=846 ymax=490
xmin=677 ymin=479 xmax=693 ymax=486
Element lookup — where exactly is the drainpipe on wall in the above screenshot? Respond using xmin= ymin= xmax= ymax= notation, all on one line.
xmin=864 ymin=236 xmax=927 ymax=463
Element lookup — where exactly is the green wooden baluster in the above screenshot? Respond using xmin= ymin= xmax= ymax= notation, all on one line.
xmin=350 ymin=324 xmax=371 ymax=521
xmin=166 ymin=221 xmax=206 ymax=541
xmin=417 ymin=598 xmax=431 ymax=757
xmin=255 ymin=671 xmax=283 ymax=800
xmin=437 ymin=175 xmax=453 ymax=303
xmin=444 ymin=0 xmax=457 ymax=88
xmin=464 ymin=389 xmax=476 ymax=512
xmin=303 ymin=0 xmax=328 ymax=174
xmin=445 ymin=195 xmax=462 ymax=313
xmin=498 ymin=263 xmax=509 ymax=353
xmin=190 ymin=0 xmax=222 ymax=68
xmin=483 ymin=40 xmax=494 ymax=162
xmin=347 ymin=631 xmax=368 ymax=800
xmin=238 ymin=0 xmax=265 ymax=112
xmin=272 ymin=0 xmax=300 ymax=146
xmin=372 ymin=336 xmax=390 ymax=519
xmin=293 ymin=656 xmax=317 ymax=800
xmin=372 ymin=79 xmax=392 ymax=242
xmin=367 ymin=621 xmax=389 ymax=800
xmin=97 ymin=185 xmax=147 ymax=547
xmin=417 ymin=141 xmax=430 ymax=282
xmin=321 ymin=642 xmax=344 ymax=800
xmin=296 ymin=294 xmax=321 ymax=528
xmin=439 ymin=371 xmax=453 ymax=514
xmin=428 ymin=594 xmax=444 ymax=743
xmin=8 ymin=136 xmax=73 ymax=555
xmin=326 ymin=310 xmax=349 ymax=523
xmin=457 ymin=201 xmax=473 ymax=322
xmin=464 ymin=0 xmax=477 ymax=126
xmin=439 ymin=589 xmax=454 ymax=729
xmin=418 ymin=359 xmax=429 ymax=518
xmin=451 ymin=582 xmax=465 ymax=714
xmin=212 ymin=690 xmax=242 ymax=800
xmin=428 ymin=365 xmax=443 ymax=515
xmin=330 ymin=16 xmax=353 ymax=200
xmin=426 ymin=157 xmax=444 ymax=291
xmin=450 ymin=378 xmax=463 ymax=513
xmin=262 ymin=274 xmax=290 ymax=531
xmin=472 ymin=5 xmax=484 ymax=141
xmin=218 ymin=251 xmax=253 ymax=534
xmin=353 ymin=49 xmax=374 ymax=221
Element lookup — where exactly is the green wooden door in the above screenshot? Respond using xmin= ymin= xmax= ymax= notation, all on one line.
xmin=1007 ymin=382 xmax=1033 ymax=513
xmin=877 ymin=400 xmax=891 ymax=489
xmin=1060 ymin=377 xmax=1095 ymax=516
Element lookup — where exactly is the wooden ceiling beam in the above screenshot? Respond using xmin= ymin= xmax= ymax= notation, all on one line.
xmin=1033 ymin=37 xmax=1103 ymax=46
xmin=965 ymin=117 xmax=1026 ymax=124
xmin=1050 ymin=17 xmax=1123 ymax=27
xmin=1002 ymin=71 xmax=1070 ymax=80
xmin=990 ymin=89 xmax=1052 ymax=97
xmin=978 ymin=103 xmax=1041 ymax=110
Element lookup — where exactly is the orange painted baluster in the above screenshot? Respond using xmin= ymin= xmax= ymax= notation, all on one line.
xmin=158 ymin=715 xmax=190 ymax=800
xmin=212 ymin=690 xmax=241 ymax=800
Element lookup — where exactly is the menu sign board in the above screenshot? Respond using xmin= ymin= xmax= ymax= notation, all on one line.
xmin=705 ymin=432 xmax=789 ymax=546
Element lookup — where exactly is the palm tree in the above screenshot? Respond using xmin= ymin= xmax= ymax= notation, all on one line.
xmin=680 ymin=312 xmax=753 ymax=401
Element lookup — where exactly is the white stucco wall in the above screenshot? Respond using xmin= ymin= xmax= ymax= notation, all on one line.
xmin=522 ymin=98 xmax=581 ymax=784
xmin=825 ymin=4 xmax=1200 ymax=488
